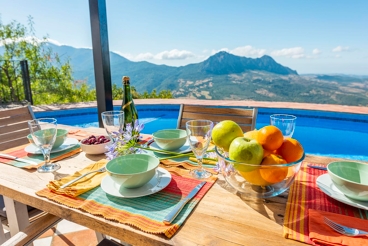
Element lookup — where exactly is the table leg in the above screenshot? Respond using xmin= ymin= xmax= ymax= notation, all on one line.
xmin=3 ymin=196 xmax=29 ymax=236
xmin=0 ymin=223 xmax=7 ymax=244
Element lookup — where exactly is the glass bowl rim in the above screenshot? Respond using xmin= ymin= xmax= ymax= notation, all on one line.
xmin=215 ymin=145 xmax=305 ymax=167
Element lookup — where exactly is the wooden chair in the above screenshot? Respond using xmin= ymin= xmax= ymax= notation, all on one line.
xmin=0 ymin=106 xmax=61 ymax=244
xmin=1 ymin=213 xmax=61 ymax=245
xmin=0 ymin=105 xmax=36 ymax=151
xmin=177 ymin=104 xmax=258 ymax=132
xmin=0 ymin=106 xmax=110 ymax=244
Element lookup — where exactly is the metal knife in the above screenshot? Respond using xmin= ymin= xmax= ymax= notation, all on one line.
xmin=163 ymin=181 xmax=206 ymax=225
xmin=0 ymin=153 xmax=38 ymax=165
xmin=307 ymin=164 xmax=327 ymax=171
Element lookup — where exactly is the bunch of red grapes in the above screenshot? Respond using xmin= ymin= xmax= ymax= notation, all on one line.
xmin=81 ymin=135 xmax=110 ymax=145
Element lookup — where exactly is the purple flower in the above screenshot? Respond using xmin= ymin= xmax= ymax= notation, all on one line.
xmin=105 ymin=120 xmax=144 ymax=160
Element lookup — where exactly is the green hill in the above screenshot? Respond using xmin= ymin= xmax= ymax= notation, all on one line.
xmin=2 ymin=43 xmax=368 ymax=106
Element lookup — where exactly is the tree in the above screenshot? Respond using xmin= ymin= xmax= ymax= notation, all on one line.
xmin=0 ymin=16 xmax=174 ymax=104
xmin=0 ymin=16 xmax=95 ymax=104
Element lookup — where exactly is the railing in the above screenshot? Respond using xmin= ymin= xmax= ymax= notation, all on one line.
xmin=0 ymin=60 xmax=33 ymax=104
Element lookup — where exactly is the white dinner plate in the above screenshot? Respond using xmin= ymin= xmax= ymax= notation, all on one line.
xmin=316 ymin=174 xmax=368 ymax=210
xmin=149 ymin=140 xmax=192 ymax=154
xmin=100 ymin=167 xmax=172 ymax=198
xmin=25 ymin=138 xmax=79 ymax=154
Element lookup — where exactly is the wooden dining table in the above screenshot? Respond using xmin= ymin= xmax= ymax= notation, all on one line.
xmin=0 ymin=125 xmax=353 ymax=246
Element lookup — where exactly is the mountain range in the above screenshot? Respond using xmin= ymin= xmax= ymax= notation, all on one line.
xmin=2 ymin=43 xmax=368 ymax=106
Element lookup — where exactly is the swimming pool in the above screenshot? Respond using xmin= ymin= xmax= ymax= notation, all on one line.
xmin=34 ymin=105 xmax=368 ymax=161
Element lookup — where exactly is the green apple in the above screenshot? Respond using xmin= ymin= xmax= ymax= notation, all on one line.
xmin=211 ymin=120 xmax=243 ymax=152
xmin=229 ymin=137 xmax=264 ymax=172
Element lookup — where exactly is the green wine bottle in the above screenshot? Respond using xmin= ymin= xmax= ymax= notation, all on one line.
xmin=121 ymin=76 xmax=139 ymax=128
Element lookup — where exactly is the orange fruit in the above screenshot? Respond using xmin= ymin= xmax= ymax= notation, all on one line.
xmin=257 ymin=125 xmax=284 ymax=151
xmin=263 ymin=148 xmax=276 ymax=158
xmin=243 ymin=130 xmax=259 ymax=140
xmin=259 ymin=154 xmax=288 ymax=184
xmin=277 ymin=138 xmax=304 ymax=163
xmin=261 ymin=154 xmax=287 ymax=165
xmin=238 ymin=168 xmax=272 ymax=186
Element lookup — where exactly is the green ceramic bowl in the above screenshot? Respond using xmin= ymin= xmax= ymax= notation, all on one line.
xmin=152 ymin=129 xmax=187 ymax=151
xmin=27 ymin=128 xmax=68 ymax=149
xmin=106 ymin=154 xmax=159 ymax=189
xmin=327 ymin=161 xmax=368 ymax=201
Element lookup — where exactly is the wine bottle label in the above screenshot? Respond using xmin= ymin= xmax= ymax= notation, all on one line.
xmin=122 ymin=101 xmax=132 ymax=109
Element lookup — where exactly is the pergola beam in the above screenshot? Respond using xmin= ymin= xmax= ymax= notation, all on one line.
xmin=89 ymin=0 xmax=113 ymax=127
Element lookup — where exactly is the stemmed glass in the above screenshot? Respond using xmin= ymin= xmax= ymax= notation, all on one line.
xmin=101 ymin=111 xmax=124 ymax=142
xmin=186 ymin=120 xmax=214 ymax=179
xmin=270 ymin=114 xmax=297 ymax=138
xmin=28 ymin=118 xmax=60 ymax=173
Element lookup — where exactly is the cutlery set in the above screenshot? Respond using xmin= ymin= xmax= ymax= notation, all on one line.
xmin=307 ymin=164 xmax=327 ymax=171
xmin=324 ymin=216 xmax=368 ymax=236
xmin=0 ymin=153 xmax=38 ymax=165
xmin=60 ymin=166 xmax=107 ymax=189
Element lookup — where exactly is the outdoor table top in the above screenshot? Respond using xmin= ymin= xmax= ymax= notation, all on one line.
xmin=0 ymin=125 xmax=349 ymax=246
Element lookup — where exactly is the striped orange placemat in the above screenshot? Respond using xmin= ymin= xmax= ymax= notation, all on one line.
xmin=283 ymin=162 xmax=368 ymax=244
xmin=0 ymin=143 xmax=81 ymax=169
xmin=37 ymin=167 xmax=217 ymax=238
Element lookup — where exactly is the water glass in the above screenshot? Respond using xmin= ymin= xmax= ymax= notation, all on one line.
xmin=186 ymin=120 xmax=214 ymax=179
xmin=270 ymin=114 xmax=297 ymax=138
xmin=28 ymin=118 xmax=60 ymax=173
xmin=101 ymin=111 xmax=124 ymax=142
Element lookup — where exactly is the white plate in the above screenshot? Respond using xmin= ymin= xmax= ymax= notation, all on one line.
xmin=149 ymin=140 xmax=192 ymax=154
xmin=25 ymin=138 xmax=79 ymax=154
xmin=316 ymin=174 xmax=368 ymax=210
xmin=100 ymin=167 xmax=172 ymax=198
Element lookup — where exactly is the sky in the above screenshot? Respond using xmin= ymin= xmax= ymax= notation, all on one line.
xmin=0 ymin=0 xmax=367 ymax=75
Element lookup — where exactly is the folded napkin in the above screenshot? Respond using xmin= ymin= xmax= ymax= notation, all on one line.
xmin=309 ymin=209 xmax=368 ymax=246
xmin=47 ymin=159 xmax=108 ymax=197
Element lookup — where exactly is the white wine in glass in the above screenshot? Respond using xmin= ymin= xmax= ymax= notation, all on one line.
xmin=28 ymin=118 xmax=59 ymax=173
xmin=186 ymin=120 xmax=214 ymax=179
xmin=101 ymin=111 xmax=124 ymax=142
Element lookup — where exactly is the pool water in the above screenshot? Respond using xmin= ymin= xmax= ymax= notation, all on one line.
xmin=34 ymin=105 xmax=368 ymax=161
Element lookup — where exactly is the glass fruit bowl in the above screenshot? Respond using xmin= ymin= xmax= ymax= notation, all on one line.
xmin=215 ymin=146 xmax=305 ymax=199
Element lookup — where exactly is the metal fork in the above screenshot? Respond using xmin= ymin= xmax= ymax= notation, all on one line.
xmin=60 ymin=166 xmax=106 ymax=188
xmin=324 ymin=216 xmax=368 ymax=236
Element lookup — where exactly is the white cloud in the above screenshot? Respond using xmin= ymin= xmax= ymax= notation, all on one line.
xmin=0 ymin=36 xmax=42 ymax=46
xmin=45 ymin=38 xmax=64 ymax=46
xmin=210 ymin=46 xmax=266 ymax=58
xmin=135 ymin=52 xmax=154 ymax=60
xmin=230 ymin=45 xmax=267 ymax=57
xmin=271 ymin=47 xmax=305 ymax=59
xmin=312 ymin=48 xmax=322 ymax=55
xmin=211 ymin=48 xmax=229 ymax=55
xmin=332 ymin=46 xmax=350 ymax=52
xmin=154 ymin=49 xmax=195 ymax=60
xmin=112 ymin=51 xmax=134 ymax=60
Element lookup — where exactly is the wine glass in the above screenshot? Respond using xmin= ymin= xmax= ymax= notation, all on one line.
xmin=186 ymin=120 xmax=214 ymax=179
xmin=28 ymin=118 xmax=60 ymax=173
xmin=270 ymin=114 xmax=297 ymax=138
xmin=101 ymin=111 xmax=124 ymax=142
